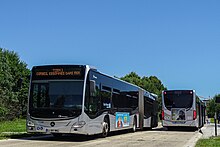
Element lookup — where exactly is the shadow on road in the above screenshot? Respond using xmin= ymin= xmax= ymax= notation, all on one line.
xmin=38 ymin=134 xmax=100 ymax=142
xmin=19 ymin=127 xmax=166 ymax=142
xmin=19 ymin=129 xmax=137 ymax=142
xmin=160 ymin=127 xmax=199 ymax=132
xmin=15 ymin=126 xmax=198 ymax=142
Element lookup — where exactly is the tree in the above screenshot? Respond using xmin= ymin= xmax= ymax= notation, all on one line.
xmin=0 ymin=48 xmax=30 ymax=120
xmin=206 ymin=94 xmax=220 ymax=118
xmin=120 ymin=72 xmax=143 ymax=87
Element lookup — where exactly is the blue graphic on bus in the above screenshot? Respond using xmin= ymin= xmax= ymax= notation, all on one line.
xmin=115 ymin=112 xmax=130 ymax=128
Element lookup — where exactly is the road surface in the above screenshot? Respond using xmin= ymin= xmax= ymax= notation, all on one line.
xmin=0 ymin=127 xmax=201 ymax=147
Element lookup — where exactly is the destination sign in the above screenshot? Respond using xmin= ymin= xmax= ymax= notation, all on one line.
xmin=35 ymin=68 xmax=81 ymax=76
xmin=32 ymin=65 xmax=85 ymax=80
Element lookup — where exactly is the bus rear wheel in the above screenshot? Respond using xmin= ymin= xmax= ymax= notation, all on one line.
xmin=132 ymin=117 xmax=137 ymax=132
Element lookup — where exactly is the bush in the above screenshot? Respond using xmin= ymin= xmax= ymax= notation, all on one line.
xmin=0 ymin=48 xmax=30 ymax=121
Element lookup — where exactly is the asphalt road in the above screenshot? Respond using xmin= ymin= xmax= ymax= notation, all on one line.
xmin=0 ymin=127 xmax=200 ymax=147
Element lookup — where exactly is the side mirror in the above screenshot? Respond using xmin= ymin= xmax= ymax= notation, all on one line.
xmin=90 ymin=80 xmax=96 ymax=94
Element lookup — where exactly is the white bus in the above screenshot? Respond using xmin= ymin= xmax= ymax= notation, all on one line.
xmin=27 ymin=65 xmax=158 ymax=137
xmin=162 ymin=90 xmax=205 ymax=129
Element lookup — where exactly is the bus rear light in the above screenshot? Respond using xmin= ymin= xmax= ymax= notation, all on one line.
xmin=164 ymin=92 xmax=166 ymax=95
xmin=193 ymin=110 xmax=197 ymax=120
xmin=162 ymin=110 xmax=164 ymax=120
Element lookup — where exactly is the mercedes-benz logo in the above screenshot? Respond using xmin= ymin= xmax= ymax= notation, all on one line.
xmin=50 ymin=122 xmax=55 ymax=127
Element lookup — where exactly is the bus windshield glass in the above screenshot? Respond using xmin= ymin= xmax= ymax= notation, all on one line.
xmin=164 ymin=90 xmax=193 ymax=110
xmin=30 ymin=81 xmax=84 ymax=118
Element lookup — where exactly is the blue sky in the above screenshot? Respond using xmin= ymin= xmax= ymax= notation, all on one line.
xmin=0 ymin=0 xmax=219 ymax=99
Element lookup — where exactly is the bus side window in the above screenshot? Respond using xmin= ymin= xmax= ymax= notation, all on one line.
xmin=101 ymin=92 xmax=111 ymax=109
xmin=112 ymin=93 xmax=120 ymax=108
xmin=112 ymin=92 xmax=129 ymax=109
xmin=144 ymin=96 xmax=153 ymax=118
xmin=128 ymin=96 xmax=138 ymax=110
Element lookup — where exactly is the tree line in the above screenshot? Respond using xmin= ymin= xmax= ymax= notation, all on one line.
xmin=0 ymin=48 xmax=30 ymax=121
xmin=206 ymin=94 xmax=220 ymax=118
xmin=0 ymin=48 xmax=218 ymax=121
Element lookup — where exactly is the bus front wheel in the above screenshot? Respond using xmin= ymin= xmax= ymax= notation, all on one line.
xmin=101 ymin=118 xmax=109 ymax=137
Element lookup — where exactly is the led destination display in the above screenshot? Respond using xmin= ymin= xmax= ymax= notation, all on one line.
xmin=32 ymin=65 xmax=85 ymax=80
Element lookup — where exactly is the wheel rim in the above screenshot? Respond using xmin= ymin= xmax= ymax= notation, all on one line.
xmin=103 ymin=122 xmax=108 ymax=136
xmin=133 ymin=119 xmax=136 ymax=132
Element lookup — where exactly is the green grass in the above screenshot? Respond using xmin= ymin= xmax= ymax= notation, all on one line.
xmin=196 ymin=136 xmax=220 ymax=147
xmin=210 ymin=118 xmax=215 ymax=123
xmin=0 ymin=118 xmax=26 ymax=133
xmin=0 ymin=118 xmax=27 ymax=139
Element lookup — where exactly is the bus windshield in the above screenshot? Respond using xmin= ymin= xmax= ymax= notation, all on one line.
xmin=164 ymin=91 xmax=193 ymax=110
xmin=29 ymin=81 xmax=84 ymax=118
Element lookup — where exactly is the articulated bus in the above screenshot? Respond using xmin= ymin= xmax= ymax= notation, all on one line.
xmin=27 ymin=65 xmax=158 ymax=137
xmin=162 ymin=90 xmax=205 ymax=129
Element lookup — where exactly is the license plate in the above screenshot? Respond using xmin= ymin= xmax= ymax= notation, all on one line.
xmin=172 ymin=121 xmax=186 ymax=124
xmin=46 ymin=129 xmax=59 ymax=133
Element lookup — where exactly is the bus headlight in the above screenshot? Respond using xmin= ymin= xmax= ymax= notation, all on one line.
xmin=27 ymin=121 xmax=35 ymax=127
xmin=72 ymin=121 xmax=86 ymax=128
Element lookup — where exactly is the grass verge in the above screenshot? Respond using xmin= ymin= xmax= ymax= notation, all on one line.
xmin=210 ymin=118 xmax=214 ymax=123
xmin=0 ymin=118 xmax=26 ymax=132
xmin=196 ymin=136 xmax=220 ymax=147
xmin=0 ymin=118 xmax=29 ymax=140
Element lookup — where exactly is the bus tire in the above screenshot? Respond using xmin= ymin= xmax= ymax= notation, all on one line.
xmin=101 ymin=117 xmax=109 ymax=137
xmin=132 ymin=117 xmax=137 ymax=132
